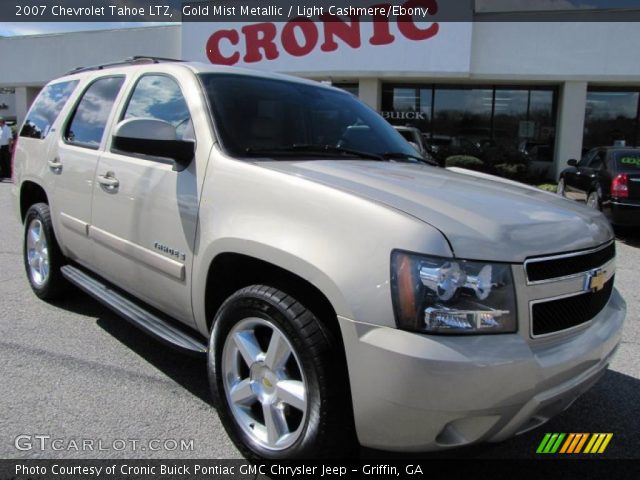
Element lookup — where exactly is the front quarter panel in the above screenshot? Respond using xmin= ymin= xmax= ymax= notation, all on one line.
xmin=191 ymin=154 xmax=453 ymax=335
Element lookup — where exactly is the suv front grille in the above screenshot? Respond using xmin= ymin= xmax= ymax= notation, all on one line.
xmin=531 ymin=277 xmax=614 ymax=336
xmin=525 ymin=242 xmax=615 ymax=282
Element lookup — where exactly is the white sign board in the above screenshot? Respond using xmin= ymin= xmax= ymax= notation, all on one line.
xmin=182 ymin=5 xmax=472 ymax=75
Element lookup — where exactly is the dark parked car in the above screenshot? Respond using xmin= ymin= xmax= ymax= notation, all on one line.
xmin=558 ymin=147 xmax=640 ymax=226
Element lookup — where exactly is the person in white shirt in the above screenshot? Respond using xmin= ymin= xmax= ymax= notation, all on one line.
xmin=0 ymin=117 xmax=13 ymax=179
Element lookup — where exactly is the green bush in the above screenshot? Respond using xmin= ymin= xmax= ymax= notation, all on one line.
xmin=445 ymin=155 xmax=484 ymax=171
xmin=494 ymin=163 xmax=528 ymax=180
xmin=537 ymin=183 xmax=558 ymax=193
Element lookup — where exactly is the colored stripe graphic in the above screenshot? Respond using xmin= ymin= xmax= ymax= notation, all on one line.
xmin=538 ymin=433 xmax=613 ymax=454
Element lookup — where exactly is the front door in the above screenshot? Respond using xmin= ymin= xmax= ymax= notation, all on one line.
xmin=89 ymin=73 xmax=202 ymax=325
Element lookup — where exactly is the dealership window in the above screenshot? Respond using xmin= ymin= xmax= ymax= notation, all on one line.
xmin=381 ymin=85 xmax=432 ymax=136
xmin=332 ymin=83 xmax=359 ymax=97
xmin=381 ymin=84 xmax=557 ymax=162
xmin=583 ymin=88 xmax=640 ymax=150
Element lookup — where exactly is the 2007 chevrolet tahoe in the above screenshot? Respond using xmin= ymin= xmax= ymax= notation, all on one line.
xmin=12 ymin=57 xmax=625 ymax=459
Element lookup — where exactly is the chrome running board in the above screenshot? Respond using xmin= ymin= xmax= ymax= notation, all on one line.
xmin=61 ymin=265 xmax=207 ymax=356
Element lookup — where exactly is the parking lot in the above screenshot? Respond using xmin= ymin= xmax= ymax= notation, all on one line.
xmin=0 ymin=181 xmax=638 ymax=460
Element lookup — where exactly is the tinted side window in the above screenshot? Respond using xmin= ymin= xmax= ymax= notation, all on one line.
xmin=578 ymin=149 xmax=596 ymax=167
xmin=588 ymin=151 xmax=606 ymax=169
xmin=20 ymin=80 xmax=79 ymax=139
xmin=123 ymin=75 xmax=193 ymax=141
xmin=65 ymin=77 xmax=124 ymax=149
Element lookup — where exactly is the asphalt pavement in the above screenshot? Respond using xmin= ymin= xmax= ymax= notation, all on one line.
xmin=0 ymin=180 xmax=638 ymax=460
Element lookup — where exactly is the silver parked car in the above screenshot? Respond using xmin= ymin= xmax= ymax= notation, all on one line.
xmin=12 ymin=58 xmax=624 ymax=459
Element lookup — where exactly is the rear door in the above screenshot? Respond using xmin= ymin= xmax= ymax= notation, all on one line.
xmin=49 ymin=76 xmax=126 ymax=263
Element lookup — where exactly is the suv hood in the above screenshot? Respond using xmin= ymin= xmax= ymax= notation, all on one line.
xmin=259 ymin=160 xmax=613 ymax=262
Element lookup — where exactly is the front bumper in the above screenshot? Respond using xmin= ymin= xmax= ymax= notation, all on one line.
xmin=338 ymin=288 xmax=625 ymax=451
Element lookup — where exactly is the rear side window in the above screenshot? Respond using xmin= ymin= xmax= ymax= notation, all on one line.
xmin=20 ymin=80 xmax=79 ymax=139
xmin=65 ymin=76 xmax=125 ymax=149
xmin=122 ymin=75 xmax=193 ymax=141
xmin=613 ymin=151 xmax=640 ymax=172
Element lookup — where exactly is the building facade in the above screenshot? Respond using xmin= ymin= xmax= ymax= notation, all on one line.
xmin=1 ymin=9 xmax=640 ymax=179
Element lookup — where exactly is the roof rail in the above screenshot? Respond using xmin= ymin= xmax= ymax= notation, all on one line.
xmin=66 ymin=56 xmax=184 ymax=75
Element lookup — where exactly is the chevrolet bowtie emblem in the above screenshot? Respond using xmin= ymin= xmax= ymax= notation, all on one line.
xmin=585 ymin=269 xmax=606 ymax=292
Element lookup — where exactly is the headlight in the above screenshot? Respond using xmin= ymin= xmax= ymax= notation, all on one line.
xmin=391 ymin=251 xmax=517 ymax=334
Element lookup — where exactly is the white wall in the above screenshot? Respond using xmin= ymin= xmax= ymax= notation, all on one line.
xmin=0 ymin=92 xmax=16 ymax=119
xmin=0 ymin=26 xmax=181 ymax=88
xmin=471 ymin=22 xmax=640 ymax=81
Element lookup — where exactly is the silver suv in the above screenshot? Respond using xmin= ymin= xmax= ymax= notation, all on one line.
xmin=13 ymin=58 xmax=625 ymax=459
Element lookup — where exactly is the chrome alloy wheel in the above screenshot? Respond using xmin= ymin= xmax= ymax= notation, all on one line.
xmin=222 ymin=317 xmax=308 ymax=451
xmin=26 ymin=218 xmax=50 ymax=287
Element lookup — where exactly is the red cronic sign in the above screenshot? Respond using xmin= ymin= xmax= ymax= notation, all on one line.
xmin=206 ymin=0 xmax=439 ymax=66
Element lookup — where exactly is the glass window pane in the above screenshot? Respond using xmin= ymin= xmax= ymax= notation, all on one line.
xmin=492 ymin=89 xmax=528 ymax=149
xmin=380 ymin=85 xmax=431 ymax=135
xmin=524 ymin=90 xmax=555 ymax=163
xmin=200 ymin=74 xmax=418 ymax=159
xmin=433 ymin=88 xmax=493 ymax=144
xmin=123 ymin=75 xmax=192 ymax=141
xmin=20 ymin=80 xmax=78 ymax=139
xmin=584 ymin=90 xmax=639 ymax=149
xmin=65 ymin=77 xmax=124 ymax=149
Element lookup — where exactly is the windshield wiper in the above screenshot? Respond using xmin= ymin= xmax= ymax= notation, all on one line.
xmin=245 ymin=144 xmax=383 ymax=161
xmin=382 ymin=152 xmax=439 ymax=166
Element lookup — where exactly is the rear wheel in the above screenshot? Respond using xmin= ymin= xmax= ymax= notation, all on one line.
xmin=208 ymin=285 xmax=352 ymax=459
xmin=23 ymin=203 xmax=68 ymax=300
xmin=587 ymin=190 xmax=601 ymax=210
xmin=557 ymin=178 xmax=566 ymax=197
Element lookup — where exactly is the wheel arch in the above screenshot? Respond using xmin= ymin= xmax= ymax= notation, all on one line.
xmin=19 ymin=180 xmax=49 ymax=221
xmin=203 ymin=251 xmax=344 ymax=343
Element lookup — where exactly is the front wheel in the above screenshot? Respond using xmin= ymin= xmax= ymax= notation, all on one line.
xmin=208 ymin=285 xmax=352 ymax=459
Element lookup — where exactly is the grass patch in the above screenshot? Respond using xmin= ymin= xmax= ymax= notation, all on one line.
xmin=537 ymin=183 xmax=558 ymax=193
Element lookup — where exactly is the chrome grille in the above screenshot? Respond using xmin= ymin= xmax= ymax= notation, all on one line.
xmin=525 ymin=242 xmax=615 ymax=283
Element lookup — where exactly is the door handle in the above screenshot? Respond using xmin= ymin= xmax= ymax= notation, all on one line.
xmin=97 ymin=172 xmax=119 ymax=191
xmin=47 ymin=158 xmax=62 ymax=173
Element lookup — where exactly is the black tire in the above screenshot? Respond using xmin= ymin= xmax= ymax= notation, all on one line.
xmin=587 ymin=190 xmax=602 ymax=211
xmin=208 ymin=285 xmax=353 ymax=460
xmin=23 ymin=203 xmax=68 ymax=300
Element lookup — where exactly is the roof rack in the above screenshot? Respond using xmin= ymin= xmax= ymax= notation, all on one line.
xmin=66 ymin=56 xmax=184 ymax=75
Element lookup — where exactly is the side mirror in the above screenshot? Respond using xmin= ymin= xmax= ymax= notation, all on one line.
xmin=408 ymin=141 xmax=422 ymax=154
xmin=112 ymin=118 xmax=194 ymax=171
xmin=567 ymin=159 xmax=578 ymax=167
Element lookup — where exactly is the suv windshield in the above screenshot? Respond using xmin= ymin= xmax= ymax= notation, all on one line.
xmin=199 ymin=73 xmax=421 ymax=162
